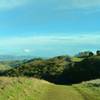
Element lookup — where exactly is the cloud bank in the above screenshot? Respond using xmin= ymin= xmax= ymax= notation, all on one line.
xmin=0 ymin=34 xmax=100 ymax=56
xmin=0 ymin=0 xmax=31 ymax=10
xmin=0 ymin=34 xmax=100 ymax=46
xmin=1 ymin=0 xmax=100 ymax=10
xmin=54 ymin=0 xmax=100 ymax=10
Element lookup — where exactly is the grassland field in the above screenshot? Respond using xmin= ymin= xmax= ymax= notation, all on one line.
xmin=0 ymin=77 xmax=99 ymax=100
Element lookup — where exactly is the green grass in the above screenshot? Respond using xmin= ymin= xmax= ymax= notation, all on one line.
xmin=73 ymin=79 xmax=100 ymax=100
xmin=44 ymin=84 xmax=84 ymax=100
xmin=71 ymin=57 xmax=83 ymax=62
xmin=0 ymin=77 xmax=100 ymax=100
xmin=0 ymin=77 xmax=49 ymax=100
xmin=0 ymin=64 xmax=11 ymax=71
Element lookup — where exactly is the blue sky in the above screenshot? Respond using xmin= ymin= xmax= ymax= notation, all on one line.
xmin=0 ymin=0 xmax=100 ymax=57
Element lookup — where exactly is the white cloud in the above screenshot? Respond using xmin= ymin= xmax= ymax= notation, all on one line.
xmin=1 ymin=0 xmax=100 ymax=11
xmin=73 ymin=0 xmax=100 ymax=8
xmin=54 ymin=0 xmax=100 ymax=10
xmin=0 ymin=33 xmax=100 ymax=47
xmin=24 ymin=49 xmax=31 ymax=53
xmin=1 ymin=0 xmax=100 ymax=10
xmin=0 ymin=0 xmax=31 ymax=10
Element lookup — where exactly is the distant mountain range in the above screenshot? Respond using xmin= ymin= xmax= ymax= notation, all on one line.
xmin=0 ymin=55 xmax=34 ymax=61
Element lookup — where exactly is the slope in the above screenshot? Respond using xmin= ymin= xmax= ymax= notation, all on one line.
xmin=0 ymin=77 xmax=100 ymax=100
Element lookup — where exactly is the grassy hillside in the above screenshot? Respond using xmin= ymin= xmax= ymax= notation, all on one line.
xmin=0 ymin=77 xmax=49 ymax=100
xmin=0 ymin=54 xmax=100 ymax=100
xmin=4 ymin=55 xmax=100 ymax=84
xmin=74 ymin=79 xmax=100 ymax=100
xmin=0 ymin=64 xmax=11 ymax=71
xmin=0 ymin=77 xmax=100 ymax=100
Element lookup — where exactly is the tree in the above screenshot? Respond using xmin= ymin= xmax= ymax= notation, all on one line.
xmin=76 ymin=51 xmax=94 ymax=58
xmin=89 ymin=52 xmax=94 ymax=57
xmin=96 ymin=50 xmax=100 ymax=56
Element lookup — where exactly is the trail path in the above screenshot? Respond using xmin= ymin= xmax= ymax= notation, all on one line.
xmin=44 ymin=84 xmax=85 ymax=100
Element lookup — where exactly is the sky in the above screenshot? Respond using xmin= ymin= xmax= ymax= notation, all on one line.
xmin=0 ymin=0 xmax=100 ymax=57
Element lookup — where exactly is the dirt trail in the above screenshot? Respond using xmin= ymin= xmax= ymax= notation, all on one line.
xmin=44 ymin=84 xmax=85 ymax=100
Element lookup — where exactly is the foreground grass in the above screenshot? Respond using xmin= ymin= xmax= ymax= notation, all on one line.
xmin=0 ymin=77 xmax=49 ymax=100
xmin=74 ymin=79 xmax=100 ymax=100
xmin=44 ymin=84 xmax=84 ymax=100
xmin=0 ymin=77 xmax=100 ymax=100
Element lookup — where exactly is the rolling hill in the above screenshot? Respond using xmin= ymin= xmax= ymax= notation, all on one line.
xmin=0 ymin=54 xmax=100 ymax=99
xmin=3 ymin=55 xmax=100 ymax=84
xmin=0 ymin=77 xmax=100 ymax=100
